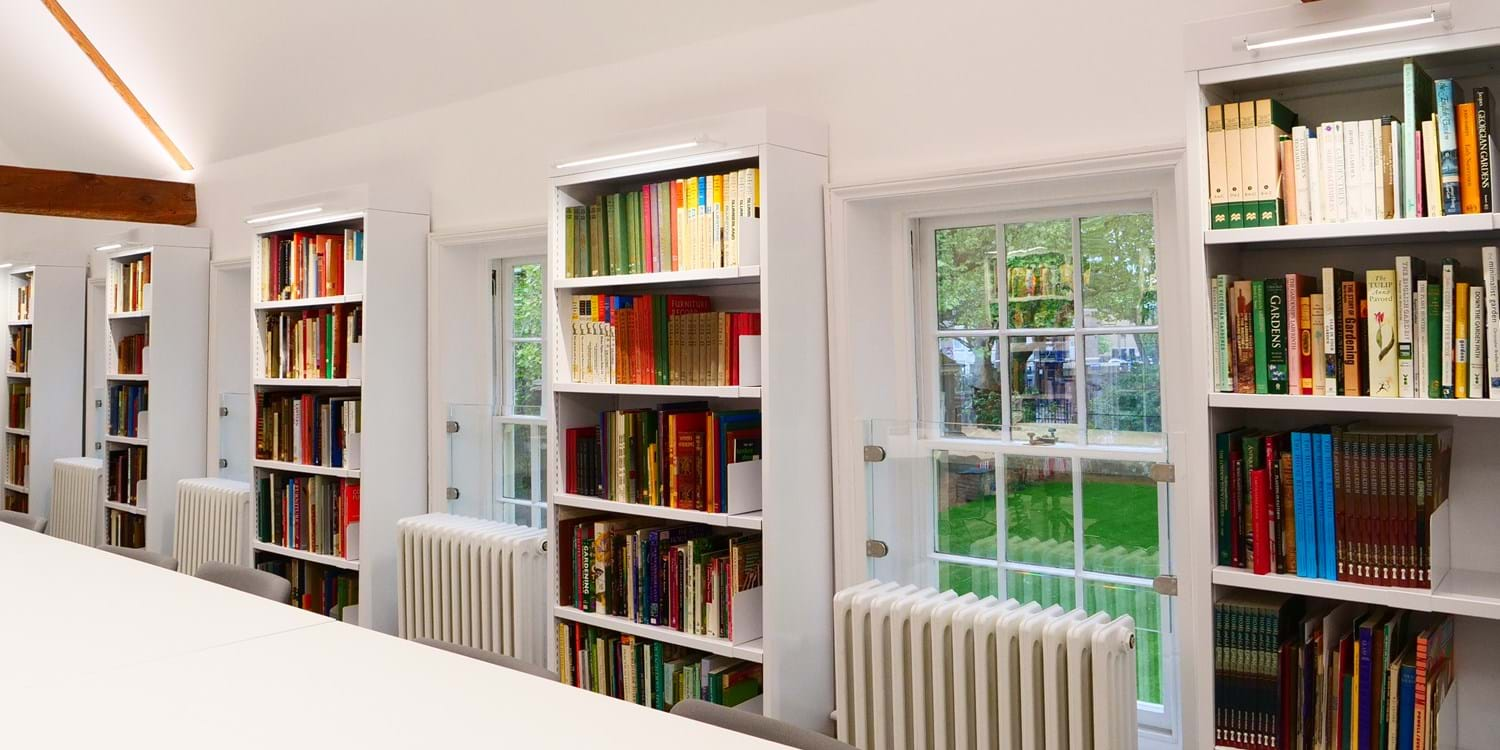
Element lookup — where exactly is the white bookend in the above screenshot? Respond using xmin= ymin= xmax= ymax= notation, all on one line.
xmin=726 ymin=459 xmax=763 ymax=516
xmin=136 ymin=410 xmax=149 ymax=440
xmin=730 ymin=586 xmax=764 ymax=645
xmin=1485 ymin=247 xmax=1500 ymax=398
xmin=1470 ymin=285 xmax=1486 ymax=398
xmin=1292 ymin=126 xmax=1311 ymax=224
xmin=1396 ymin=257 xmax=1416 ymax=399
xmin=738 ymin=334 xmax=762 ymax=388
xmin=1307 ymin=132 xmax=1324 ymax=224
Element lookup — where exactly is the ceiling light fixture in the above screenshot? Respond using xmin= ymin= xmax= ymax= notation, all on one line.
xmin=555 ymin=141 xmax=703 ymax=170
xmin=1239 ymin=6 xmax=1447 ymax=52
xmin=41 ymin=0 xmax=194 ymax=171
xmin=0 ymin=264 xmax=14 ymax=270
xmin=244 ymin=207 xmax=324 ymax=226
xmin=94 ymin=243 xmax=123 ymax=252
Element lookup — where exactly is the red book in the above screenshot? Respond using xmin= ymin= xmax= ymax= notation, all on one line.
xmin=564 ymin=428 xmax=579 ymax=494
xmin=1251 ymin=467 xmax=1272 ymax=574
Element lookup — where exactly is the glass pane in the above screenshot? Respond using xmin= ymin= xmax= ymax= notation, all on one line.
xmin=933 ymin=450 xmax=996 ymax=559
xmin=448 ymin=404 xmax=491 ymax=519
xmin=1005 ymin=569 xmax=1075 ymax=610
xmin=939 ymin=562 xmax=1000 ymax=599
xmin=510 ymin=262 xmax=544 ymax=338
xmin=1003 ymin=455 xmax=1074 ymax=568
xmin=510 ymin=342 xmax=543 ymax=416
xmin=1085 ymin=333 xmax=1162 ymax=446
xmin=1081 ymin=213 xmax=1157 ymax=328
xmin=1004 ymin=220 xmax=1073 ymax=329
xmin=938 ymin=336 xmax=1004 ymax=429
xmin=498 ymin=423 xmax=534 ymax=501
xmin=1008 ymin=336 xmax=1077 ymax=443
xmin=497 ymin=500 xmax=534 ymax=528
xmin=935 ymin=225 xmax=999 ymax=331
xmin=1083 ymin=580 xmax=1165 ymax=706
xmin=1081 ymin=460 xmax=1160 ymax=576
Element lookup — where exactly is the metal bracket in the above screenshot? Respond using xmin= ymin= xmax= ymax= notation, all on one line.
xmin=445 ymin=420 xmax=461 ymax=434
xmin=218 ymin=458 xmax=229 ymax=469
xmin=95 ymin=399 xmax=103 ymax=408
xmin=862 ymin=445 xmax=886 ymax=463
xmin=1152 ymin=574 xmax=1178 ymax=597
xmin=445 ymin=487 xmax=461 ymax=500
xmin=866 ymin=539 xmax=889 ymax=558
xmin=1149 ymin=462 xmax=1176 ymax=483
xmin=94 ymin=441 xmax=101 ymax=451
xmin=219 ymin=406 xmax=230 ymax=417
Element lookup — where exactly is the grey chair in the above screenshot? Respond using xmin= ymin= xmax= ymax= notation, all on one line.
xmin=413 ymin=637 xmax=556 ymax=681
xmin=101 ymin=544 xmax=178 ymax=571
xmin=195 ymin=561 xmax=291 ymax=603
xmin=670 ymin=699 xmax=853 ymax=750
xmin=0 ymin=509 xmax=46 ymax=533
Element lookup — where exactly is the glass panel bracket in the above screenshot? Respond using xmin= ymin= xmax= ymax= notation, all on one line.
xmin=863 ymin=445 xmax=886 ymax=462
xmin=1148 ymin=462 xmax=1175 ymax=483
xmin=1152 ymin=574 xmax=1178 ymax=597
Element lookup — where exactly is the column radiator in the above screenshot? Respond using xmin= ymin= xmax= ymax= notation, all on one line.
xmin=172 ymin=478 xmax=253 ymax=576
xmin=396 ymin=513 xmax=549 ymax=667
xmin=48 ymin=457 xmax=104 ymax=547
xmin=834 ymin=580 xmax=1138 ymax=750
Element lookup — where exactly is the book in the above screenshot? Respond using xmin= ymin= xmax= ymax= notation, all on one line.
xmin=1241 ymin=102 xmax=1260 ymax=226
xmin=1254 ymin=280 xmax=1270 ymax=393
xmin=1281 ymin=137 xmax=1298 ymax=225
xmin=1403 ymin=59 xmax=1436 ymax=218
xmin=1436 ymin=79 xmax=1464 ymax=216
xmin=1478 ymin=87 xmax=1495 ymax=214
xmin=1298 ymin=293 xmax=1314 ymax=394
xmin=1266 ymin=277 xmax=1289 ymax=394
xmin=1366 ymin=270 xmax=1398 ymax=397
xmin=1341 ymin=280 xmax=1366 ymax=396
xmin=1458 ymin=101 xmax=1482 ymax=214
xmin=1469 ymin=284 xmax=1486 ymax=399
xmin=1426 ymin=280 xmax=1443 ymax=399
xmin=1441 ymin=260 xmax=1458 ymax=398
xmin=1212 ymin=275 xmax=1233 ymax=392
xmin=1208 ymin=105 xmax=1230 ymax=229
xmin=1424 ymin=118 xmax=1443 ymax=217
xmin=1293 ymin=125 xmax=1313 ymax=225
xmin=1308 ymin=129 xmax=1325 ymax=224
xmin=1395 ymin=257 xmax=1425 ymax=399
xmin=1323 ymin=267 xmax=1354 ymax=396
xmin=1310 ymin=294 xmax=1327 ymax=395
xmin=1226 ymin=101 xmax=1246 ymax=228
xmin=1257 ymin=99 xmax=1297 ymax=226
xmin=1233 ymin=281 xmax=1257 ymax=393
xmin=1485 ymin=246 xmax=1500 ymax=399
xmin=1325 ymin=121 xmax=1349 ymax=222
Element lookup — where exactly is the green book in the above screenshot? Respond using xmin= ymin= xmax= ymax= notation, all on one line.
xmin=625 ymin=190 xmax=641 ymax=274
xmin=1253 ymin=279 xmax=1270 ymax=393
xmin=589 ymin=199 xmax=604 ymax=277
xmin=1426 ymin=280 xmax=1442 ymax=398
xmin=1265 ymin=277 xmax=1288 ymax=394
xmin=605 ymin=193 xmax=623 ymax=275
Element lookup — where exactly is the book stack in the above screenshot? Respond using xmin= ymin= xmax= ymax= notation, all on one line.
xmin=557 ymin=621 xmax=763 ymax=710
xmin=115 ymin=332 xmax=147 ymax=375
xmin=1211 ymin=249 xmax=1500 ymax=399
xmin=254 ymin=392 xmax=361 ymax=469
xmin=558 ymin=517 xmax=761 ymax=640
xmin=259 ymin=305 xmax=361 ymax=380
xmin=7 ymin=382 xmax=27 ymax=429
xmin=569 ymin=294 xmax=759 ymax=386
xmin=3 ymin=489 xmax=23 ymax=513
xmin=106 ymin=445 xmax=146 ymax=506
xmin=255 ymin=557 xmax=357 ymax=617
xmin=254 ymin=471 xmax=360 ymax=561
xmin=256 ymin=228 xmax=365 ymax=301
xmin=9 ymin=326 xmax=29 ymax=374
xmin=5 ymin=434 xmax=26 ymax=488
xmin=106 ymin=509 xmax=145 ymax=547
xmin=114 ymin=255 xmax=150 ymax=312
xmin=1204 ymin=60 xmax=1496 ymax=229
xmin=562 ymin=167 xmax=761 ymax=277
xmin=107 ymin=384 xmax=146 ymax=438
xmin=1214 ymin=592 xmax=1454 ymax=750
xmin=564 ymin=405 xmax=760 ymax=512
xmin=13 ymin=275 xmax=30 ymax=321
xmin=1215 ymin=424 xmax=1452 ymax=588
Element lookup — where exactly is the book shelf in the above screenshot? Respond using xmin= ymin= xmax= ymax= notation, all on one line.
xmin=0 ymin=264 xmax=85 ymax=520
xmin=95 ymin=228 xmax=210 ymax=552
xmin=1184 ymin=12 xmax=1500 ymax=749
xmin=545 ymin=110 xmax=832 ymax=729
xmin=244 ymin=186 xmax=428 ymax=633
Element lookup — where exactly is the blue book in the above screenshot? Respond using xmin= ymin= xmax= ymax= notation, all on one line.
xmin=1315 ymin=430 xmax=1337 ymax=580
xmin=1292 ymin=431 xmax=1316 ymax=577
xmin=1436 ymin=78 xmax=1464 ymax=216
xmin=1397 ymin=660 xmax=1415 ymax=750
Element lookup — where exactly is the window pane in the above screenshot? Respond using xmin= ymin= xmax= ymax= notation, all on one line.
xmin=511 ymin=342 xmax=543 ymax=416
xmin=1081 ymin=213 xmax=1156 ymax=328
xmin=495 ymin=500 xmax=534 ymax=527
xmin=497 ymin=423 xmax=539 ymax=501
xmin=939 ymin=562 xmax=1000 ymax=599
xmin=1004 ymin=220 xmax=1073 ymax=329
xmin=510 ymin=262 xmax=544 ymax=338
xmin=1083 ymin=580 xmax=1164 ymax=706
xmin=1003 ymin=455 xmax=1073 ymax=568
xmin=1081 ymin=459 xmax=1160 ymax=576
xmin=934 ymin=450 xmax=996 ymax=559
xmin=1009 ymin=336 xmax=1077 ymax=443
xmin=935 ymin=225 xmax=999 ymax=331
xmin=1005 ymin=569 xmax=1075 ymax=610
xmin=938 ymin=336 xmax=1003 ymax=429
xmin=1085 ymin=333 xmax=1161 ymax=446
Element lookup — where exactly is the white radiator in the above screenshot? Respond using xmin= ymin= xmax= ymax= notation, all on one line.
xmin=48 ymin=458 xmax=103 ymax=547
xmin=172 ymin=478 xmax=253 ymax=576
xmin=396 ymin=513 xmax=549 ymax=667
xmin=834 ymin=579 xmax=1138 ymax=750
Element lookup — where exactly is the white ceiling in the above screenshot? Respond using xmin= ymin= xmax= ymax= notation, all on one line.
xmin=0 ymin=0 xmax=869 ymax=178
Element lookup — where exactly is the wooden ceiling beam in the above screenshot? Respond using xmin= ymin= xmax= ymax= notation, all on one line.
xmin=0 ymin=165 xmax=196 ymax=225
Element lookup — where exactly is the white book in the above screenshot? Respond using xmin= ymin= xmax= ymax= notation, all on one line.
xmin=1321 ymin=266 xmax=1340 ymax=395
xmin=1443 ymin=263 xmax=1455 ymax=394
xmin=1324 ymin=122 xmax=1348 ymax=222
xmin=1390 ymin=120 xmax=1403 ymax=220
xmin=1292 ymin=126 xmax=1312 ymax=225
xmin=1357 ymin=119 xmax=1376 ymax=221
xmin=1416 ymin=281 xmax=1428 ymax=398
xmin=1307 ymin=133 xmax=1325 ymax=224
xmin=1375 ymin=120 xmax=1388 ymax=220
xmin=1470 ymin=285 xmax=1486 ymax=398
xmin=1486 ymin=246 xmax=1500 ymax=398
xmin=1397 ymin=256 xmax=1416 ymax=398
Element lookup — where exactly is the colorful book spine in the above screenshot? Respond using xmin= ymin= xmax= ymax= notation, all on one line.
xmin=1254 ymin=280 xmax=1270 ymax=393
xmin=1366 ymin=270 xmax=1398 ymax=397
xmin=1477 ymin=87 xmax=1494 ymax=214
xmin=1436 ymin=79 xmax=1463 ymax=216
xmin=1267 ymin=277 xmax=1289 ymax=394
xmin=1441 ymin=260 xmax=1457 ymax=398
xmin=1459 ymin=101 xmax=1482 ymax=214
xmin=1207 ymin=105 xmax=1229 ymax=229
xmin=1226 ymin=101 xmax=1245 ymax=228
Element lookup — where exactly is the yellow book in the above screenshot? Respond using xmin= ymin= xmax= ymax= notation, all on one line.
xmin=1206 ymin=104 xmax=1229 ymax=228
xmin=1456 ymin=282 xmax=1470 ymax=398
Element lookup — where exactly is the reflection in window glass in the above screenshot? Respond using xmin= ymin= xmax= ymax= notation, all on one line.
xmin=1009 ymin=336 xmax=1077 ymax=443
xmin=1084 ymin=580 xmax=1163 ymax=705
xmin=1005 ymin=220 xmax=1073 ymax=329
xmin=939 ymin=562 xmax=1000 ymax=600
xmin=936 ymin=226 xmax=999 ymax=331
xmin=1081 ymin=213 xmax=1156 ymax=328
xmin=1081 ymin=460 xmax=1160 ymax=576
xmin=1085 ymin=333 xmax=1162 ymax=446
xmin=938 ymin=336 xmax=1003 ymax=429
xmin=934 ymin=451 xmax=996 ymax=559
xmin=1006 ymin=569 xmax=1075 ymax=611
xmin=1004 ymin=455 xmax=1074 ymax=568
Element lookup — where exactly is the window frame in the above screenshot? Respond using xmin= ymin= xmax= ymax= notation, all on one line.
xmin=492 ymin=255 xmax=548 ymax=528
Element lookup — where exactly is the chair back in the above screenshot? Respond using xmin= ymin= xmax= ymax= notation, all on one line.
xmin=413 ymin=637 xmax=556 ymax=681
xmin=101 ymin=544 xmax=178 ymax=571
xmin=195 ymin=561 xmax=291 ymax=603
xmin=670 ymin=699 xmax=853 ymax=750
xmin=0 ymin=509 xmax=46 ymax=533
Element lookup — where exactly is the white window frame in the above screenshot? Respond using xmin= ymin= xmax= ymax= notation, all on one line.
xmin=493 ymin=255 xmax=547 ymax=528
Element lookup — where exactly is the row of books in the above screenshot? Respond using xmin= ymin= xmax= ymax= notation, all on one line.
xmin=1214 ymin=592 xmax=1454 ymax=750
xmin=106 ymin=509 xmax=144 ymax=548
xmin=1211 ymin=253 xmax=1500 ymax=398
xmin=556 ymin=622 xmax=763 ymax=711
xmin=256 ymin=229 xmax=365 ymax=302
xmin=13 ymin=276 xmax=30 ymax=321
xmin=5 ymin=434 xmax=25 ymax=487
xmin=1215 ymin=424 xmax=1453 ymax=588
xmin=1204 ymin=60 xmax=1495 ymax=229
xmin=569 ymin=294 xmax=759 ymax=386
xmin=107 ymin=445 xmax=146 ymax=506
xmin=7 ymin=382 xmax=26 ymax=429
xmin=9 ymin=326 xmax=28 ymax=374
xmin=113 ymin=254 xmax=150 ymax=313
xmin=562 ymin=167 xmax=761 ymax=278
xmin=255 ymin=557 xmax=357 ymax=618
xmin=564 ymin=405 xmax=760 ymax=513
xmin=4 ymin=490 xmax=25 ymax=513
xmin=254 ymin=472 xmax=361 ymax=560
xmin=259 ymin=305 xmax=362 ymax=380
xmin=558 ymin=517 xmax=761 ymax=640
xmin=114 ymin=332 xmax=147 ymax=376
xmin=107 ymin=384 xmax=146 ymax=438
xmin=254 ymin=392 xmax=362 ymax=469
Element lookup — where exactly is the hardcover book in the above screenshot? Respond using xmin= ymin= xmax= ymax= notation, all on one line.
xmin=1366 ymin=270 xmax=1398 ymax=397
xmin=1436 ymin=79 xmax=1464 ymax=216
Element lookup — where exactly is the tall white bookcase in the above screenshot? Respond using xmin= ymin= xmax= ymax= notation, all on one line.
xmin=545 ymin=110 xmax=834 ymax=730
xmin=245 ymin=186 xmax=429 ymax=633
xmin=95 ymin=227 xmax=210 ymax=552
xmin=1183 ymin=7 xmax=1500 ymax=748
xmin=1 ymin=264 xmax=85 ymax=520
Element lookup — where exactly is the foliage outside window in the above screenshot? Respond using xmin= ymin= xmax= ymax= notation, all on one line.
xmin=495 ymin=258 xmax=546 ymax=528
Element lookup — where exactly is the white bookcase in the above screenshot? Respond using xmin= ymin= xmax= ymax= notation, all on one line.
xmin=244 ymin=186 xmax=428 ymax=633
xmin=95 ymin=227 xmax=210 ymax=552
xmin=0 ymin=264 xmax=85 ymax=520
xmin=545 ymin=110 xmax=833 ymax=730
xmin=1183 ymin=8 xmax=1500 ymax=748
